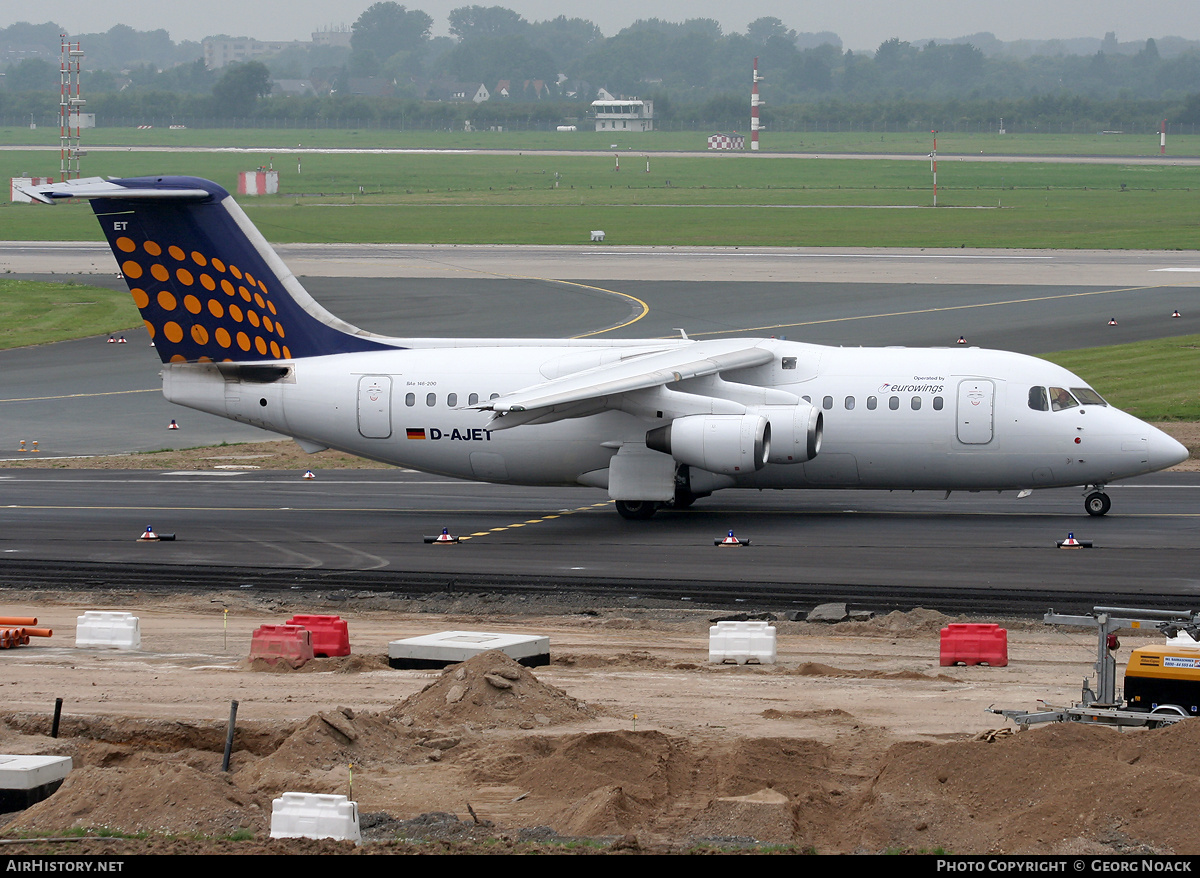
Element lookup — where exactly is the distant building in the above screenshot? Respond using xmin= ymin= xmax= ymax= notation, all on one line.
xmin=311 ymin=28 xmax=351 ymax=49
xmin=432 ymin=81 xmax=489 ymax=103
xmin=203 ymin=38 xmax=303 ymax=69
xmin=203 ymin=29 xmax=349 ymax=69
xmin=591 ymin=98 xmax=653 ymax=132
xmin=273 ymin=79 xmax=317 ymax=97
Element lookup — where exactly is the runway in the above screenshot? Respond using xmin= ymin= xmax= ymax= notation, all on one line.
xmin=1 ymin=244 xmax=1197 ymax=611
xmin=1 ymin=468 xmax=1197 ymax=613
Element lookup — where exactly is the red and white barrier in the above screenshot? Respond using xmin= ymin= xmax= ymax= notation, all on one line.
xmin=238 ymin=170 xmax=279 ymax=196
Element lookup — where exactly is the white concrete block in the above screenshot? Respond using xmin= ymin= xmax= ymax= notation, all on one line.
xmin=75 ymin=611 xmax=141 ymax=649
xmin=270 ymin=792 xmax=360 ymax=843
xmin=388 ymin=630 xmax=549 ymax=669
xmin=709 ymin=620 xmax=776 ymax=665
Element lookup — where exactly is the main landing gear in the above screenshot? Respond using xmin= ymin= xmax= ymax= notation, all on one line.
xmin=614 ymin=499 xmax=658 ymax=520
xmin=1084 ymin=487 xmax=1111 ymax=517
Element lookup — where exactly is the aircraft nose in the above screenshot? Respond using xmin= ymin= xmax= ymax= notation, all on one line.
xmin=1147 ymin=427 xmax=1189 ymax=471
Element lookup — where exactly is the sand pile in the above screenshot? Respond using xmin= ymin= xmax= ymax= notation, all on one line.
xmin=8 ymin=762 xmax=268 ymax=837
xmin=389 ymin=650 xmax=598 ymax=731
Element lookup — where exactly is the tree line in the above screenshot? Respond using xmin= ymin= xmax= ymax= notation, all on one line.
xmin=3 ymin=5 xmax=1200 ymax=129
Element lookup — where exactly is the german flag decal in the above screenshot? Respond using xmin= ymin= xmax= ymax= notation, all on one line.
xmin=406 ymin=428 xmax=427 ymax=440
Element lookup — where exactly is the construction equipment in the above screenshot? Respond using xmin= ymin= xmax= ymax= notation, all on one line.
xmin=990 ymin=607 xmax=1200 ymax=730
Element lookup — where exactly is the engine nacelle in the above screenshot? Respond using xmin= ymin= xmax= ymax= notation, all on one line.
xmin=760 ymin=403 xmax=822 ymax=464
xmin=645 ymin=414 xmax=770 ymax=475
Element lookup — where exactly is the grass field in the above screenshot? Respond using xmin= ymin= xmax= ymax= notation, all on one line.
xmin=4 ymin=146 xmax=1199 ymax=248
xmin=0 ymin=280 xmax=141 ymax=348
xmin=1045 ymin=335 xmax=1200 ymax=421
xmin=1 ymin=126 xmax=1194 ymax=156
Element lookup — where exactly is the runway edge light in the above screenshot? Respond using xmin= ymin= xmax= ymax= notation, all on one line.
xmin=1056 ymin=532 xmax=1094 ymax=549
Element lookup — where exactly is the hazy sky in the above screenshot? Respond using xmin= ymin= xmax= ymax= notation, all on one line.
xmin=3 ymin=0 xmax=1199 ymax=52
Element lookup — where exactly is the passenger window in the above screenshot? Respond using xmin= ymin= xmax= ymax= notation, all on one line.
xmin=405 ymin=392 xmax=415 ymax=406
xmin=889 ymin=396 xmax=899 ymax=410
xmin=1028 ymin=386 xmax=1049 ymax=411
xmin=426 ymin=393 xmax=436 ymax=406
xmin=911 ymin=396 xmax=922 ymax=410
xmin=1072 ymin=387 xmax=1107 ymax=407
xmin=866 ymin=396 xmax=877 ymax=410
xmin=781 ymin=357 xmax=797 ymax=370
xmin=802 ymin=395 xmax=811 ymax=403
xmin=489 ymin=393 xmax=499 ymax=400
xmin=1050 ymin=387 xmax=1079 ymax=412
xmin=469 ymin=393 xmax=479 ymax=406
xmin=822 ymin=395 xmax=833 ymax=410
xmin=933 ymin=396 xmax=943 ymax=411
xmin=447 ymin=393 xmax=458 ymax=407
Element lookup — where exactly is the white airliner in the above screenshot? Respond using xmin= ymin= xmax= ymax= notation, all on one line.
xmin=24 ymin=176 xmax=1189 ymax=518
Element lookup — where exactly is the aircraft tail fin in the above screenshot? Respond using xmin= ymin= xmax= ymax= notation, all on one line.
xmin=22 ymin=176 xmax=394 ymax=363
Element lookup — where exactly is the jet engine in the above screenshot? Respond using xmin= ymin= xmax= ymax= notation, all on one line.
xmin=645 ymin=414 xmax=770 ymax=475
xmin=761 ymin=403 xmax=822 ymax=464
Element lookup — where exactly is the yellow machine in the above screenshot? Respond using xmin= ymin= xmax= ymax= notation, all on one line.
xmin=1123 ymin=642 xmax=1200 ymax=718
xmin=992 ymin=607 xmax=1200 ymax=729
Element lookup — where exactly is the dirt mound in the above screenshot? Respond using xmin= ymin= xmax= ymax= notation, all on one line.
xmin=846 ymin=721 xmax=1200 ymax=854
xmin=553 ymin=651 xmax=679 ymax=669
xmin=389 ymin=650 xmax=597 ymax=731
xmin=786 ymin=662 xmax=958 ymax=682
xmin=6 ymin=762 xmax=268 ymax=837
xmin=688 ymin=787 xmax=795 ymax=846
xmin=836 ymin=607 xmax=955 ymax=636
xmin=246 ymin=655 xmax=390 ymax=674
xmin=234 ymin=707 xmax=430 ymax=798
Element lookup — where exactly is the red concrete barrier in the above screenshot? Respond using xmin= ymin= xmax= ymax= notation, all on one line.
xmin=284 ymin=615 xmax=350 ymax=658
xmin=250 ymin=624 xmax=314 ymax=669
xmin=939 ymin=623 xmax=1008 ymax=667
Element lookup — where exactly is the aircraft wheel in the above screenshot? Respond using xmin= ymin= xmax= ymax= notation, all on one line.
xmin=1085 ymin=492 xmax=1111 ymax=517
xmin=615 ymin=499 xmax=658 ymax=520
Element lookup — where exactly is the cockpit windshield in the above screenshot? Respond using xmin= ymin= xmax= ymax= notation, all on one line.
xmin=1029 ymin=385 xmax=1108 ymax=412
xmin=1071 ymin=387 xmax=1108 ymax=407
xmin=1050 ymin=387 xmax=1078 ymax=411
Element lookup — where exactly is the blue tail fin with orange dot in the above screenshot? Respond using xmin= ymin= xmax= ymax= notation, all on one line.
xmin=21 ymin=176 xmax=396 ymax=364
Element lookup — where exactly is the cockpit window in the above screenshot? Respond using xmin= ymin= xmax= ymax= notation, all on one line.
xmin=1071 ymin=387 xmax=1107 ymax=407
xmin=1028 ymin=386 xmax=1048 ymax=411
xmin=1049 ymin=387 xmax=1079 ymax=412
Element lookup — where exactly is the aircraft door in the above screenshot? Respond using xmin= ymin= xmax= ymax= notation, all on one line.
xmin=357 ymin=375 xmax=392 ymax=439
xmin=956 ymin=379 xmax=994 ymax=445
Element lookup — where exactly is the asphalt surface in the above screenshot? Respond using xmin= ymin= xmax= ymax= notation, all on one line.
xmin=1 ymin=244 xmax=1197 ymax=611
xmin=0 ymin=469 xmax=1196 ymax=613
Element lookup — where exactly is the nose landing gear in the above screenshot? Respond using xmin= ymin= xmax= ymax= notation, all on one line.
xmin=1084 ymin=488 xmax=1111 ymax=517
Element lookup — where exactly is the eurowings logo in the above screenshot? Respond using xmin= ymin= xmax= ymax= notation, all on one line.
xmin=878 ymin=381 xmax=944 ymax=393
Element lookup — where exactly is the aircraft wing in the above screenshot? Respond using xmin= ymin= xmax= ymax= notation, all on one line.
xmin=481 ymin=339 xmax=774 ymax=419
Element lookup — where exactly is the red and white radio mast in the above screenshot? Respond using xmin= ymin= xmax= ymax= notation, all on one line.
xmin=59 ymin=35 xmax=85 ymax=180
